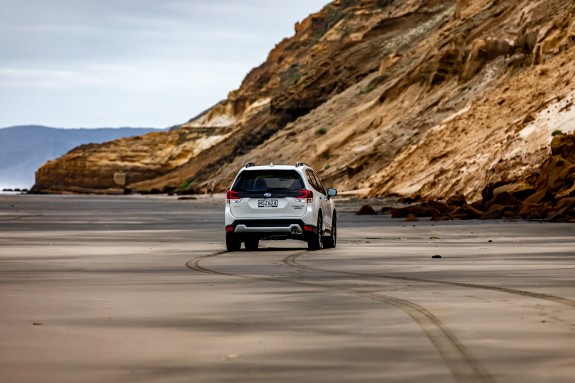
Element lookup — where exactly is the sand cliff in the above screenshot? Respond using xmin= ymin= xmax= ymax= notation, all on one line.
xmin=33 ymin=0 xmax=575 ymax=203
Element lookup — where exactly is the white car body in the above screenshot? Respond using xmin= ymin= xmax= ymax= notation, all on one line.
xmin=224 ymin=163 xmax=337 ymax=251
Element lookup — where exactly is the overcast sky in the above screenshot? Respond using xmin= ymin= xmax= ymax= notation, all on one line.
xmin=0 ymin=0 xmax=328 ymax=128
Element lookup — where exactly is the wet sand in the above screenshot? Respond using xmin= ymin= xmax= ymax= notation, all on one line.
xmin=1 ymin=195 xmax=574 ymax=382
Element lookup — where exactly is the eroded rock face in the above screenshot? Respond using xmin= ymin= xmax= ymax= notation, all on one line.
xmin=396 ymin=133 xmax=575 ymax=222
xmin=460 ymin=38 xmax=514 ymax=82
xmin=33 ymin=0 xmax=575 ymax=204
xmin=550 ymin=133 xmax=575 ymax=163
xmin=32 ymin=128 xmax=233 ymax=194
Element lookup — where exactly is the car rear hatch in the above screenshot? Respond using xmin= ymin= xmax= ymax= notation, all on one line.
xmin=227 ymin=169 xmax=310 ymax=219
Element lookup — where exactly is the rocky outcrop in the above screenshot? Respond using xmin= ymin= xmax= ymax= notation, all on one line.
xmin=386 ymin=134 xmax=575 ymax=222
xmin=460 ymin=38 xmax=514 ymax=82
xmin=33 ymin=0 xmax=575 ymax=208
xmin=32 ymin=128 xmax=233 ymax=194
xmin=357 ymin=204 xmax=378 ymax=215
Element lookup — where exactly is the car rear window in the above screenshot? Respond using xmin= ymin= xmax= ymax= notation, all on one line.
xmin=233 ymin=170 xmax=304 ymax=192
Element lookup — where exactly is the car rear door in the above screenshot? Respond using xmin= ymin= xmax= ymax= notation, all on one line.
xmin=306 ymin=169 xmax=331 ymax=233
xmin=228 ymin=170 xmax=307 ymax=219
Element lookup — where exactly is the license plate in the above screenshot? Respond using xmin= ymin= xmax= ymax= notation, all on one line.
xmin=258 ymin=200 xmax=278 ymax=207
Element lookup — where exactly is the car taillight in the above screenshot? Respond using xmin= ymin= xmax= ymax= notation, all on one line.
xmin=226 ymin=190 xmax=241 ymax=203
xmin=294 ymin=189 xmax=313 ymax=203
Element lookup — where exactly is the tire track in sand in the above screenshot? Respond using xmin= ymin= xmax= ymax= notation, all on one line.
xmin=282 ymin=252 xmax=575 ymax=309
xmin=187 ymin=250 xmax=495 ymax=383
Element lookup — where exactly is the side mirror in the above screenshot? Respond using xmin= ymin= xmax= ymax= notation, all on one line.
xmin=327 ymin=188 xmax=337 ymax=199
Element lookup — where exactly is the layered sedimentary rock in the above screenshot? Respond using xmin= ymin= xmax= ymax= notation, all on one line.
xmin=386 ymin=133 xmax=575 ymax=223
xmin=33 ymin=128 xmax=233 ymax=194
xmin=33 ymin=0 xmax=575 ymax=203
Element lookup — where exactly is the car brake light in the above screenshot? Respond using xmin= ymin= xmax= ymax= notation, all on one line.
xmin=303 ymin=225 xmax=314 ymax=232
xmin=226 ymin=225 xmax=235 ymax=232
xmin=294 ymin=189 xmax=313 ymax=203
xmin=226 ymin=190 xmax=241 ymax=203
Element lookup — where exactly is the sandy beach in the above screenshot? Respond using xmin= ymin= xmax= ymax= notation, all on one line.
xmin=1 ymin=194 xmax=574 ymax=382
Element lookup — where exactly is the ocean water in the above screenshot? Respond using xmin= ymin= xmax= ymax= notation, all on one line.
xmin=0 ymin=183 xmax=30 ymax=194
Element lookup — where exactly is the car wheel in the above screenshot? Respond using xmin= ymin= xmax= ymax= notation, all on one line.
xmin=245 ymin=239 xmax=259 ymax=251
xmin=307 ymin=215 xmax=324 ymax=251
xmin=226 ymin=233 xmax=241 ymax=252
xmin=323 ymin=213 xmax=336 ymax=249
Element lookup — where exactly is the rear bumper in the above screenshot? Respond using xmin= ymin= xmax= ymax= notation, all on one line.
xmin=224 ymin=204 xmax=311 ymax=226
xmin=226 ymin=219 xmax=318 ymax=241
xmin=234 ymin=223 xmax=304 ymax=235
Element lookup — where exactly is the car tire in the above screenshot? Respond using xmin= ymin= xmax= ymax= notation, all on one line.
xmin=323 ymin=213 xmax=337 ymax=249
xmin=226 ymin=233 xmax=241 ymax=252
xmin=307 ymin=215 xmax=324 ymax=251
xmin=245 ymin=239 xmax=259 ymax=251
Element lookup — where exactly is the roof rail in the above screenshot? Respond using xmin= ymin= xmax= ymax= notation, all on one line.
xmin=245 ymin=162 xmax=256 ymax=168
xmin=295 ymin=162 xmax=310 ymax=167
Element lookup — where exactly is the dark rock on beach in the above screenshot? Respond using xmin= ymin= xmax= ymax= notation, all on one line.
xmin=391 ymin=133 xmax=575 ymax=223
xmin=357 ymin=204 xmax=377 ymax=215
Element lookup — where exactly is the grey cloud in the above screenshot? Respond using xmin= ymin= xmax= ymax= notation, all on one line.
xmin=0 ymin=0 xmax=328 ymax=128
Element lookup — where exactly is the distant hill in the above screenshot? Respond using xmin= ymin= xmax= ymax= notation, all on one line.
xmin=0 ymin=125 xmax=161 ymax=189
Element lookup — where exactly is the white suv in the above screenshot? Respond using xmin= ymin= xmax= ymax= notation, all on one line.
xmin=224 ymin=162 xmax=337 ymax=251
